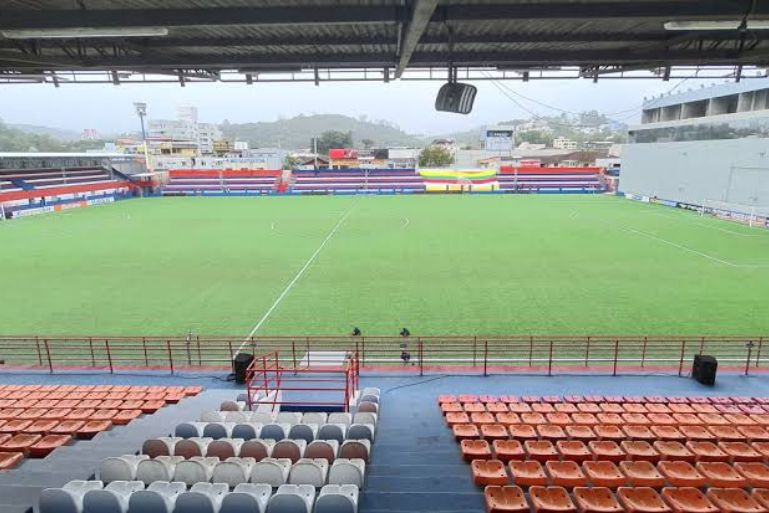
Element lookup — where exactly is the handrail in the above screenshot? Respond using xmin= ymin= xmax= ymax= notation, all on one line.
xmin=0 ymin=335 xmax=764 ymax=376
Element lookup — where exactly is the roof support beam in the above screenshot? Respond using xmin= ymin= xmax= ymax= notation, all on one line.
xmin=395 ymin=0 xmax=439 ymax=78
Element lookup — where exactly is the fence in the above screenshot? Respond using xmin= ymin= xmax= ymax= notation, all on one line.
xmin=0 ymin=335 xmax=765 ymax=376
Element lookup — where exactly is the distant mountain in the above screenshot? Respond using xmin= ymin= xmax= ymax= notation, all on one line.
xmin=220 ymin=114 xmax=423 ymax=150
xmin=7 ymin=123 xmax=82 ymax=142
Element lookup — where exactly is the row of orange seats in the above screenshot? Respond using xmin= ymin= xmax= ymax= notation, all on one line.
xmin=438 ymin=394 xmax=763 ymax=405
xmin=441 ymin=400 xmax=766 ymax=415
xmin=485 ymin=485 xmax=769 ymax=513
xmin=460 ymin=438 xmax=769 ymax=465
xmin=0 ymin=384 xmax=201 ymax=401
xmin=471 ymin=457 xmax=769 ymax=489
xmin=451 ymin=422 xmax=769 ymax=444
xmin=0 ymin=399 xmax=172 ymax=412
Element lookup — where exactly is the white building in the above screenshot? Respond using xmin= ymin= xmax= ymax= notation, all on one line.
xmin=148 ymin=105 xmax=223 ymax=156
xmin=552 ymin=137 xmax=578 ymax=150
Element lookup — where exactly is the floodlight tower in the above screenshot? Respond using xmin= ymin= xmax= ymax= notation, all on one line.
xmin=133 ymin=102 xmax=152 ymax=173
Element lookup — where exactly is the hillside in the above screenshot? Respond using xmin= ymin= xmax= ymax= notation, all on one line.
xmin=7 ymin=123 xmax=81 ymax=142
xmin=220 ymin=114 xmax=422 ymax=150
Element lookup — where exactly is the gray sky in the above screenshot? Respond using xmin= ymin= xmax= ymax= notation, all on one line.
xmin=0 ymin=77 xmax=711 ymax=136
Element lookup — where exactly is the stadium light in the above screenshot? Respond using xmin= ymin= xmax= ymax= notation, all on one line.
xmin=1 ymin=27 xmax=169 ymax=39
xmin=664 ymin=20 xmax=769 ymax=31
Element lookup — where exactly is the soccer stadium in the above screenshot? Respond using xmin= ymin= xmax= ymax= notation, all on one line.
xmin=2 ymin=2 xmax=769 ymax=513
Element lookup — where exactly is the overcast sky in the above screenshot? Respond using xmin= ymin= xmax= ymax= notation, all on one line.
xmin=0 ymin=76 xmax=725 ymax=136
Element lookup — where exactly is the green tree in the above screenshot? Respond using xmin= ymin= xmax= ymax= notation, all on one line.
xmin=315 ymin=130 xmax=353 ymax=154
xmin=419 ymin=145 xmax=454 ymax=167
xmin=361 ymin=138 xmax=375 ymax=149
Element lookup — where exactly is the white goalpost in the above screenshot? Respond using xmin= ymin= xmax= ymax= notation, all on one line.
xmin=700 ymin=198 xmax=768 ymax=228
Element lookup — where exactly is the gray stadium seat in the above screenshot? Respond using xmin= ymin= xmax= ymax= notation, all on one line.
xmin=288 ymin=424 xmax=318 ymax=444
xmin=239 ymin=439 xmax=275 ymax=461
xmin=174 ymin=482 xmax=228 ymax=513
xmin=266 ymin=484 xmax=316 ymax=513
xmin=175 ymin=456 xmax=219 ymax=486
xmin=346 ymin=424 xmax=374 ymax=442
xmin=220 ymin=483 xmax=272 ymax=513
xmin=99 ymin=455 xmax=149 ymax=483
xmin=83 ymin=480 xmax=144 ymax=513
xmin=175 ymin=422 xmax=207 ymax=438
xmin=339 ymin=440 xmax=370 ymax=463
xmin=250 ymin=458 xmax=291 ymax=487
xmin=328 ymin=458 xmax=366 ymax=487
xmin=317 ymin=424 xmax=346 ymax=444
xmin=288 ymin=458 xmax=329 ymax=487
xmin=212 ymin=457 xmax=257 ymax=488
xmin=128 ymin=481 xmax=186 ymax=513
xmin=231 ymin=423 xmax=262 ymax=440
xmin=203 ymin=422 xmax=236 ymax=440
xmin=136 ymin=456 xmax=184 ymax=484
xmin=260 ymin=423 xmax=290 ymax=441
xmin=305 ymin=440 xmax=339 ymax=462
xmin=315 ymin=485 xmax=359 ymax=513
xmin=40 ymin=480 xmax=105 ymax=513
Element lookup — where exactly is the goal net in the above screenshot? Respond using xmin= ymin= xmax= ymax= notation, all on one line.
xmin=701 ymin=199 xmax=769 ymax=228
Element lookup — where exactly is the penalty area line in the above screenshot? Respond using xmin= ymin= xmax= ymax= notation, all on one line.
xmin=236 ymin=206 xmax=353 ymax=354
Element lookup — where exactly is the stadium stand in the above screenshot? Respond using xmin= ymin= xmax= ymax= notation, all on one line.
xmin=162 ymin=169 xmax=283 ymax=196
xmin=497 ymin=166 xmax=605 ymax=194
xmin=290 ymin=169 xmax=425 ymax=194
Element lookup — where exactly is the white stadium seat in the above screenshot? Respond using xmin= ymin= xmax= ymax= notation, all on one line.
xmin=327 ymin=413 xmax=352 ymax=427
xmin=301 ymin=413 xmax=328 ymax=425
xmin=250 ymin=413 xmax=276 ymax=425
xmin=220 ymin=483 xmax=272 ymax=513
xmin=361 ymin=387 xmax=380 ymax=397
xmin=219 ymin=400 xmax=245 ymax=412
xmin=99 ymin=456 xmax=149 ymax=483
xmin=174 ymin=482 xmax=228 ymax=513
xmin=288 ymin=424 xmax=318 ymax=443
xmin=200 ymin=411 xmax=227 ymax=423
xmin=40 ymin=480 xmax=105 ymax=513
xmin=315 ymin=485 xmax=359 ymax=513
xmin=250 ymin=458 xmax=291 ymax=487
xmin=136 ymin=456 xmax=184 ymax=484
xmin=356 ymin=401 xmax=378 ymax=414
xmin=352 ymin=413 xmax=377 ymax=426
xmin=339 ymin=440 xmax=370 ymax=462
xmin=128 ymin=481 xmax=186 ymax=513
xmin=329 ymin=458 xmax=366 ymax=488
xmin=306 ymin=440 xmax=339 ymax=461
xmin=83 ymin=480 xmax=144 ymax=513
xmin=317 ymin=424 xmax=346 ymax=444
xmin=266 ymin=484 xmax=316 ymax=513
xmin=275 ymin=412 xmax=303 ymax=426
xmin=224 ymin=411 xmax=250 ymax=423
xmin=175 ymin=456 xmax=219 ymax=486
xmin=212 ymin=457 xmax=257 ymax=488
xmin=288 ymin=458 xmax=329 ymax=487
xmin=359 ymin=394 xmax=379 ymax=404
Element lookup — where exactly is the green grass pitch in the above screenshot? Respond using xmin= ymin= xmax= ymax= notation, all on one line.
xmin=1 ymin=194 xmax=768 ymax=337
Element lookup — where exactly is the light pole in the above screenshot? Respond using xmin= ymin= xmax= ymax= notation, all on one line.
xmin=133 ymin=102 xmax=152 ymax=174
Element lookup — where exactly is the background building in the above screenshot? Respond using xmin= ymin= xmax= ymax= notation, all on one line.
xmin=148 ymin=106 xmax=223 ymax=156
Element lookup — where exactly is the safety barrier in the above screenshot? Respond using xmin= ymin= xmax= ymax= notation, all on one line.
xmin=0 ymin=335 xmax=765 ymax=376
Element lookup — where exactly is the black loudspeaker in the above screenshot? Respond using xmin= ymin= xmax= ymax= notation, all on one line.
xmin=232 ymin=353 xmax=254 ymax=385
xmin=692 ymin=354 xmax=717 ymax=386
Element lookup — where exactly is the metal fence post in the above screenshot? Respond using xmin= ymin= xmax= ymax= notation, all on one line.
xmin=88 ymin=337 xmax=95 ymax=367
xmin=143 ymin=337 xmax=149 ymax=366
xmin=44 ymin=339 xmax=53 ymax=373
xmin=757 ymin=337 xmax=764 ymax=368
xmin=419 ymin=339 xmax=424 ymax=377
xmin=105 ymin=339 xmax=113 ymax=374
xmin=613 ymin=339 xmax=619 ymax=376
xmin=473 ymin=336 xmax=477 ymax=367
xmin=529 ymin=336 xmax=533 ymax=367
xmin=641 ymin=336 xmax=647 ymax=368
xmin=292 ymin=341 xmax=298 ymax=372
xmin=167 ymin=340 xmax=174 ymax=374
xmin=678 ymin=340 xmax=686 ymax=377
xmin=35 ymin=336 xmax=42 ymax=366
xmin=584 ymin=336 xmax=590 ymax=367
xmin=548 ymin=340 xmax=553 ymax=376
xmin=197 ymin=335 xmax=202 ymax=366
xmin=484 ymin=340 xmax=488 ymax=377
xmin=746 ymin=341 xmax=754 ymax=376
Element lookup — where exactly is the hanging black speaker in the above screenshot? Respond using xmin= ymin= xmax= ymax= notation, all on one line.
xmin=692 ymin=354 xmax=717 ymax=386
xmin=232 ymin=352 xmax=254 ymax=385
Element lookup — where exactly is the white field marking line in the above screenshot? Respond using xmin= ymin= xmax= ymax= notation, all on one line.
xmin=237 ymin=207 xmax=354 ymax=353
xmin=401 ymin=217 xmax=410 ymax=228
xmin=568 ymin=210 xmax=578 ymax=220
xmin=620 ymin=225 xmax=769 ymax=269
xmin=640 ymin=210 xmax=761 ymax=238
xmin=270 ymin=221 xmax=276 ymax=231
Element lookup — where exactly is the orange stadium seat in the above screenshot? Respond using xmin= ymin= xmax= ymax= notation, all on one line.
xmin=648 ymin=414 xmax=676 ymax=426
xmin=582 ymin=461 xmax=627 ymax=488
xmin=471 ymin=412 xmax=496 ymax=425
xmin=509 ymin=460 xmax=548 ymax=487
xmin=25 ymin=419 xmax=59 ymax=435
xmin=622 ymin=414 xmax=651 ymax=426
xmin=66 ymin=409 xmax=95 ymax=421
xmin=555 ymin=403 xmax=579 ymax=414
xmin=621 ymin=441 xmax=661 ymax=463
xmin=0 ymin=451 xmax=23 ymax=471
xmin=672 ymin=414 xmax=703 ymax=426
xmin=459 ymin=395 xmax=479 ymax=403
xmin=496 ymin=413 xmax=521 ymax=426
xmin=661 ymin=487 xmax=719 ymax=513
xmin=596 ymin=414 xmax=625 ymax=426
xmin=679 ymin=426 xmax=714 ymax=441
xmin=556 ymin=441 xmax=591 ymax=463
xmin=577 ymin=403 xmax=602 ymax=414
xmin=546 ymin=413 xmax=572 ymax=426
xmin=493 ymin=440 xmax=525 ymax=462
xmin=441 ymin=403 xmax=463 ymax=414
xmin=566 ymin=425 xmax=596 ymax=442
xmin=76 ymin=420 xmax=112 ymax=439
xmin=50 ymin=420 xmax=85 ymax=435
xmin=546 ymin=460 xmax=588 ymax=487
xmin=752 ymin=490 xmax=769 ymax=511
xmin=479 ymin=395 xmax=499 ymax=403
xmin=484 ymin=485 xmax=529 ymax=513
xmin=739 ymin=426 xmax=769 ymax=442
xmin=89 ymin=409 xmax=118 ymax=421
xmin=573 ymin=487 xmax=624 ymax=513
xmin=438 ymin=395 xmax=456 ymax=404
xmin=509 ymin=424 xmax=538 ymax=441
xmin=0 ymin=420 xmax=33 ymax=434
xmin=572 ymin=413 xmax=599 ymax=426
xmin=482 ymin=424 xmax=510 ymax=440
xmin=706 ymin=488 xmax=766 ymax=513
xmin=0 ymin=433 xmax=42 ymax=455
xmin=509 ymin=403 xmax=532 ymax=414
xmin=617 ymin=487 xmax=671 ymax=513
xmin=532 ymin=403 xmax=555 ymax=414
xmin=588 ymin=441 xmax=626 ymax=462
xmin=623 ymin=425 xmax=655 ymax=442
xmin=471 ymin=459 xmax=509 ymax=486
xmin=720 ymin=441 xmax=764 ymax=462
xmin=446 ymin=412 xmax=470 ymax=426
xmin=529 ymin=486 xmax=577 ymax=513
xmin=500 ymin=396 xmax=521 ymax=405
xmin=538 ymin=425 xmax=567 ymax=441
xmin=488 ymin=403 xmax=509 ymax=414
xmin=724 ymin=413 xmax=756 ymax=426
xmin=521 ymin=413 xmax=547 ymax=425
xmin=651 ymin=426 xmax=686 ymax=442
xmin=697 ymin=413 xmax=728 ymax=426
xmin=685 ymin=441 xmax=729 ymax=462
xmin=653 ymin=441 xmax=696 ymax=463
xmin=525 ymin=440 xmax=558 ymax=462
xmin=623 ymin=404 xmax=648 ymax=414
xmin=18 ymin=408 xmax=45 ymax=420
xmin=453 ymin=424 xmax=480 ymax=441
xmin=28 ymin=434 xmax=71 ymax=457
xmin=461 ymin=439 xmax=492 ymax=462
xmin=599 ymin=403 xmax=625 ymax=414
xmin=594 ymin=425 xmax=625 ymax=441
xmin=691 ymin=404 xmax=718 ymax=414
xmin=695 ymin=462 xmax=749 ymax=488
xmin=753 ymin=442 xmax=769 ymax=459
xmin=669 ymin=404 xmax=696 ymax=414
xmin=464 ymin=403 xmax=486 ymax=413
xmin=657 ymin=461 xmax=707 ymax=487
xmin=619 ymin=461 xmax=665 ymax=488
xmin=647 ymin=404 xmax=672 ymax=414
xmin=736 ymin=462 xmax=769 ymax=488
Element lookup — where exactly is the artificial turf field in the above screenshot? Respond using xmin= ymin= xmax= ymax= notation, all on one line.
xmin=1 ymin=194 xmax=768 ymax=337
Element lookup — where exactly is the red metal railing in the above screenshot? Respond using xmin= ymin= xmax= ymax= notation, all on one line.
xmin=245 ymin=350 xmax=360 ymax=412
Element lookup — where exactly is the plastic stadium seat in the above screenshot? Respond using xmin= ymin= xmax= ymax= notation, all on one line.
xmin=18 ymin=408 xmax=47 ymax=420
xmin=83 ymin=480 xmax=145 ymax=513
xmin=529 ymin=486 xmax=577 ymax=513
xmin=212 ymin=457 xmax=256 ymax=488
xmin=40 ymin=481 xmax=105 ymax=513
xmin=651 ymin=426 xmax=686 ymax=442
xmin=51 ymin=420 xmax=86 ymax=436
xmin=622 ymin=441 xmax=661 ymax=463
xmin=314 ymin=485 xmax=358 ymax=513
xmin=89 ymin=409 xmax=118 ymax=422
xmin=318 ymin=424 xmax=346 ymax=444
xmin=461 ymin=439 xmax=492 ymax=462
xmin=471 ymin=459 xmax=509 ymax=486
xmin=453 ymin=424 xmax=480 ymax=441
xmin=77 ymin=420 xmax=113 ymax=439
xmin=736 ymin=462 xmax=769 ymax=488
xmin=673 ymin=414 xmax=703 ymax=426
xmin=691 ymin=404 xmax=718 ymax=414
xmin=533 ymin=403 xmax=556 ymax=414
xmin=0 ymin=409 xmax=24 ymax=421
xmin=472 ymin=412 xmax=496 ymax=425
xmin=509 ymin=460 xmax=548 ymax=487
xmin=29 ymin=434 xmax=72 ymax=457
xmin=99 ymin=455 xmax=150 ymax=483
xmin=266 ymin=484 xmax=316 ymax=513
xmin=0 ymin=419 xmax=33 ymax=433
xmin=220 ymin=483 xmax=272 ymax=513
xmin=649 ymin=414 xmax=676 ymax=426
xmin=339 ymin=440 xmax=370 ymax=462
xmin=500 ymin=396 xmax=522 ymax=405
xmin=484 ymin=485 xmax=529 ymax=513
xmin=619 ymin=461 xmax=665 ymax=488
xmin=623 ymin=403 xmax=648 ymax=413
xmin=679 ymin=425 xmax=714 ymax=441
xmin=0 ymin=433 xmax=42 ymax=455
xmin=725 ymin=413 xmax=757 ymax=426
xmin=288 ymin=458 xmax=328 ymax=487
xmin=589 ymin=441 xmax=626 ymax=462
xmin=346 ymin=424 xmax=374 ymax=442
xmin=695 ymin=461 xmax=749 ymax=488
xmin=546 ymin=460 xmax=588 ymax=487
xmin=525 ymin=440 xmax=558 ymax=462
xmin=208 ymin=439 xmax=244 ymax=460
xmin=441 ymin=403 xmax=463 ymax=414
xmin=220 ymin=401 xmax=243 ymax=412
xmin=142 ymin=438 xmax=178 ymax=458
xmin=175 ymin=438 xmax=212 ymax=459
xmin=582 ymin=461 xmax=627 ymax=488
xmin=753 ymin=490 xmax=769 ymax=511
xmin=566 ymin=425 xmax=596 ymax=442
xmin=445 ymin=412 xmax=470 ymax=426
xmin=697 ymin=413 xmax=728 ymax=427
xmin=273 ymin=439 xmax=307 ymax=463
xmin=25 ymin=419 xmax=59 ymax=434
xmin=328 ymin=458 xmax=365 ymax=488
xmin=572 ymin=414 xmax=599 ymax=426
xmin=438 ymin=395 xmax=457 ymax=404
xmin=556 ymin=441 xmax=591 ymax=463
xmin=306 ymin=440 xmax=338 ymax=462
xmin=487 ymin=403 xmax=509 ymax=414
xmin=176 ymin=456 xmax=219 ymax=486
xmin=538 ymin=424 xmax=567 ymax=441
xmin=594 ymin=425 xmax=625 ymax=441
xmin=480 ymin=395 xmax=501 ymax=404
xmin=623 ymin=414 xmax=651 ymax=426
xmin=578 ymin=403 xmax=602 ymax=414
xmin=599 ymin=403 xmax=625 ymax=414
xmin=459 ymin=395 xmax=479 ymax=403
xmin=555 ymin=403 xmax=579 ymax=414
xmin=139 ymin=456 xmax=185 ymax=484
xmin=521 ymin=413 xmax=547 ymax=425
xmin=251 ymin=458 xmax=292 ymax=487
xmin=128 ymin=481 xmax=186 ymax=513
xmin=564 ymin=396 xmax=586 ymax=404
xmin=617 ymin=487 xmax=671 ymax=513
xmin=482 ymin=424 xmax=510 ymax=441
xmin=706 ymin=488 xmax=766 ymax=513
xmin=661 ymin=487 xmax=719 ymax=513
xmin=203 ymin=422 xmax=236 ymax=440
xmin=596 ymin=414 xmax=624 ymax=426
xmin=647 ymin=404 xmax=672 ymax=414
xmin=653 ymin=441 xmax=696 ymax=463
xmin=685 ymin=441 xmax=728 ymax=462
xmin=754 ymin=442 xmax=769 ymax=460
xmin=658 ymin=461 xmax=707 ymax=487
xmin=739 ymin=426 xmax=769 ymax=442
xmin=670 ymin=404 xmax=696 ymax=414
xmin=509 ymin=403 xmax=532 ymax=414
xmin=464 ymin=403 xmax=486 ymax=413
xmin=176 ymin=422 xmax=207 ymax=438
xmin=175 ymin=482 xmax=228 ymax=513
xmin=719 ymin=441 xmax=764 ymax=462
xmin=573 ymin=487 xmax=624 ymax=513
xmin=623 ymin=426 xmax=655 ymax=442
xmin=493 ymin=440 xmax=525 ymax=463
xmin=495 ymin=413 xmax=521 ymax=426
xmin=509 ymin=424 xmax=538 ymax=441
xmin=0 ymin=451 xmax=23 ymax=470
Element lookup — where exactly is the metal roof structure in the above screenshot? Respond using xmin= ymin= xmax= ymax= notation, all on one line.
xmin=1 ymin=1 xmax=769 ymax=85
